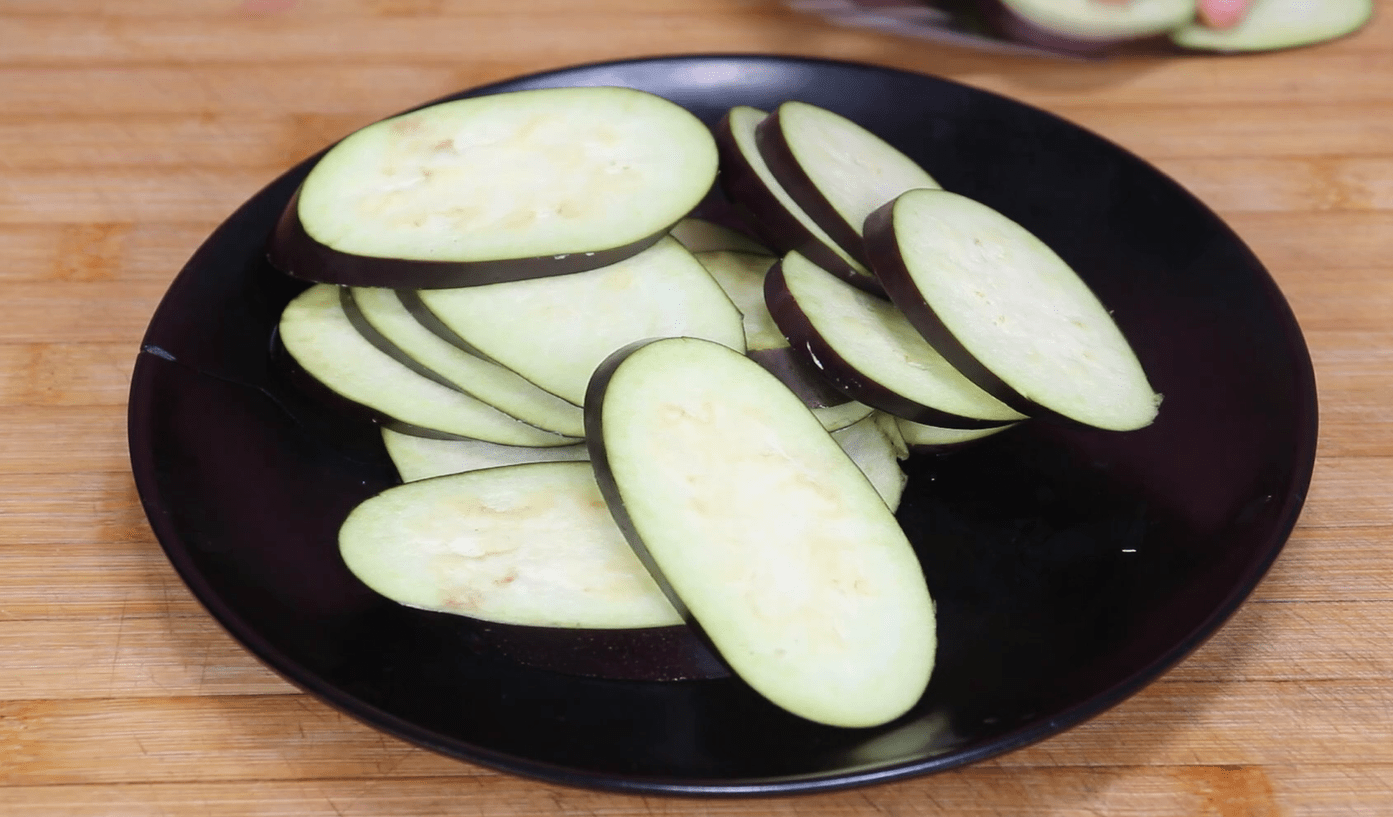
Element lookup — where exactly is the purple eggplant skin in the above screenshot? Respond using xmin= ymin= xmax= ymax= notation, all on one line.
xmin=583 ymin=339 xmax=697 ymax=628
xmin=863 ymin=198 xmax=1139 ymax=430
xmin=338 ymin=286 xmax=458 ymax=391
xmin=392 ymin=288 xmax=499 ymax=362
xmin=752 ymin=107 xmax=869 ymax=266
xmin=860 ymin=198 xmax=1036 ymax=415
xmin=763 ymin=258 xmax=1024 ymax=430
xmin=263 ymin=322 xmax=435 ymax=467
xmin=747 ymin=346 xmax=852 ymax=409
xmin=268 ymin=321 xmax=485 ymax=444
xmin=713 ymin=111 xmax=885 ymax=297
xmin=266 ymin=188 xmax=672 ymax=290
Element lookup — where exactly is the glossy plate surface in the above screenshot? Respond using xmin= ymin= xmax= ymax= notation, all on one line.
xmin=128 ymin=55 xmax=1317 ymax=796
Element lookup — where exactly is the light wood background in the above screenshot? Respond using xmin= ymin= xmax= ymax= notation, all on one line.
xmin=2 ymin=1 xmax=1391 ymax=814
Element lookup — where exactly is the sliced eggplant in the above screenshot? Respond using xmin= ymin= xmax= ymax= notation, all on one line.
xmin=870 ymin=410 xmax=911 ymax=461
xmin=766 ymin=251 xmax=1028 ymax=429
xmin=695 ymin=249 xmax=852 ymax=411
xmin=669 ymin=217 xmax=773 ymax=255
xmin=991 ymin=0 xmax=1197 ymax=45
xmin=269 ymin=86 xmax=719 ymax=288
xmin=346 ymin=286 xmax=586 ymax=437
xmin=587 ymin=337 xmax=936 ymax=728
xmin=383 ymin=418 xmax=905 ymax=510
xmin=864 ymin=189 xmax=1161 ymax=432
xmin=1171 ymin=0 xmax=1373 ymax=52
xmin=339 ymin=461 xmax=683 ymax=630
xmin=414 ymin=237 xmax=745 ymax=405
xmin=894 ymin=416 xmax=1018 ymax=453
xmin=810 ymin=400 xmax=877 ymax=433
xmin=714 ymin=107 xmax=880 ymax=294
xmin=277 ymin=284 xmax=577 ymax=446
xmin=755 ymin=101 xmax=940 ymax=264
xmin=830 ymin=414 xmax=909 ymax=510
xmin=382 ymin=428 xmax=589 ymax=483
xmin=693 ymin=250 xmax=786 ymax=353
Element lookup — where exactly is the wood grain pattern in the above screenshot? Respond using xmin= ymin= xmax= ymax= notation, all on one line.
xmin=1 ymin=0 xmax=1390 ymax=814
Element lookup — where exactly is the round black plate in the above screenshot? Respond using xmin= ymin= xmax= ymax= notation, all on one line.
xmin=128 ymin=55 xmax=1317 ymax=796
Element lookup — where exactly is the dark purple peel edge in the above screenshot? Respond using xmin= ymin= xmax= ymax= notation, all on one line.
xmin=747 ymin=346 xmax=853 ymax=409
xmin=340 ymin=287 xmax=581 ymax=439
xmin=861 ymin=200 xmax=1029 ymax=413
xmin=584 ymin=339 xmax=699 ymax=629
xmin=753 ymin=106 xmax=870 ymax=266
xmin=393 ymin=288 xmax=508 ymax=366
xmin=268 ymin=322 xmax=493 ymax=444
xmin=863 ymin=198 xmax=1142 ymax=430
xmin=267 ymin=187 xmax=672 ymax=290
xmin=764 ymin=258 xmax=1019 ymax=430
xmin=713 ymin=112 xmax=885 ymax=297
xmin=340 ymin=286 xmax=460 ymax=391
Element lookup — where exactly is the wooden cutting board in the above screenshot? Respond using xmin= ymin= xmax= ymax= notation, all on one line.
xmin=2 ymin=1 xmax=1391 ymax=814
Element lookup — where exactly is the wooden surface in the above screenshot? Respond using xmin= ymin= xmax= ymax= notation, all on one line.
xmin=2 ymin=1 xmax=1391 ymax=814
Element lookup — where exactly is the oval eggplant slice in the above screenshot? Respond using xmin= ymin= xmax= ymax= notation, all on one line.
xmin=277 ymin=284 xmax=578 ymax=446
xmin=669 ymin=217 xmax=773 ymax=255
xmin=714 ymin=106 xmax=880 ymax=294
xmin=766 ymin=251 xmax=1027 ymax=429
xmin=865 ymin=189 xmax=1161 ymax=431
xmin=381 ymin=428 xmax=590 ymax=483
xmin=269 ymin=86 xmax=718 ymax=288
xmin=755 ymin=101 xmax=940 ymax=264
xmin=346 ymin=286 xmax=586 ymax=438
xmin=992 ymin=0 xmax=1196 ymax=42
xmin=414 ymin=237 xmax=745 ymax=406
xmin=340 ymin=461 xmax=683 ymax=630
xmin=894 ymin=416 xmax=1018 ymax=453
xmin=587 ymin=337 xmax=935 ymax=728
xmin=1171 ymin=0 xmax=1373 ymax=52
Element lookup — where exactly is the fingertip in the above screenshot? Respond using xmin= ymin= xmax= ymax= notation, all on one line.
xmin=1197 ymin=0 xmax=1253 ymax=30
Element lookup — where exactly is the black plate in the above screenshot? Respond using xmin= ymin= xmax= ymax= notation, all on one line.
xmin=128 ymin=55 xmax=1317 ymax=796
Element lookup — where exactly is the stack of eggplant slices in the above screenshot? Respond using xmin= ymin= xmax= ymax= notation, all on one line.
xmin=267 ymin=86 xmax=1160 ymax=729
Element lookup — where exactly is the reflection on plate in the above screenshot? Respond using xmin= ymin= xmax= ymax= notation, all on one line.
xmin=127 ymin=55 xmax=1316 ymax=796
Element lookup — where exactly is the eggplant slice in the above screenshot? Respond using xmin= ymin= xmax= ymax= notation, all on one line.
xmin=276 ymin=284 xmax=578 ymax=446
xmin=381 ymin=428 xmax=590 ymax=483
xmin=269 ymin=86 xmax=719 ymax=288
xmin=766 ymin=251 xmax=1027 ymax=429
xmin=864 ymin=189 xmax=1161 ymax=431
xmin=830 ymin=413 xmax=909 ymax=510
xmin=587 ymin=337 xmax=935 ymax=728
xmin=670 ymin=217 xmax=773 ymax=255
xmin=993 ymin=0 xmax=1197 ymax=42
xmin=1171 ymin=0 xmax=1373 ymax=52
xmin=715 ymin=106 xmax=879 ymax=293
xmin=346 ymin=286 xmax=586 ymax=437
xmin=894 ymin=416 xmax=1018 ymax=453
xmin=694 ymin=249 xmax=856 ymax=413
xmin=413 ymin=237 xmax=746 ymax=406
xmin=340 ymin=461 xmax=682 ymax=629
xmin=755 ymin=101 xmax=940 ymax=264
